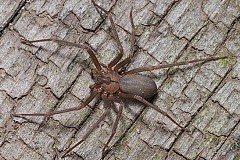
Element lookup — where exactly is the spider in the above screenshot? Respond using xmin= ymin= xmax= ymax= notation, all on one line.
xmin=13 ymin=0 xmax=227 ymax=158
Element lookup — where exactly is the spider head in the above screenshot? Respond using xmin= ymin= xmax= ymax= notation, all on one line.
xmin=91 ymin=70 xmax=112 ymax=85
xmin=91 ymin=70 xmax=120 ymax=94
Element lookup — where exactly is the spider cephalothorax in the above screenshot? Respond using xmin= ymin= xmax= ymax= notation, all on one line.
xmin=92 ymin=70 xmax=121 ymax=94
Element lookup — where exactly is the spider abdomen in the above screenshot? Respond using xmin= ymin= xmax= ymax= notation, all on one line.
xmin=119 ymin=74 xmax=157 ymax=99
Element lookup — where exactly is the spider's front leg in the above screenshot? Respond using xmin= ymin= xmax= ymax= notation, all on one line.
xmin=92 ymin=0 xmax=125 ymax=68
xmin=21 ymin=38 xmax=103 ymax=71
xmin=114 ymin=7 xmax=136 ymax=72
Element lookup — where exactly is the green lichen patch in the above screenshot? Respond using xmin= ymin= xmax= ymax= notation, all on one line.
xmin=219 ymin=57 xmax=236 ymax=67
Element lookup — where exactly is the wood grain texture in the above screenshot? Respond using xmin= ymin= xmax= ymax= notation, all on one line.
xmin=0 ymin=0 xmax=239 ymax=159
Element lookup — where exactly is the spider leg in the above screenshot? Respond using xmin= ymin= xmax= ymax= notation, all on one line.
xmin=61 ymin=108 xmax=111 ymax=158
xmin=61 ymin=93 xmax=112 ymax=158
xmin=92 ymin=0 xmax=124 ymax=68
xmin=111 ymin=103 xmax=119 ymax=114
xmin=12 ymin=89 xmax=99 ymax=117
xmin=124 ymin=56 xmax=228 ymax=75
xmin=119 ymin=92 xmax=184 ymax=129
xmin=114 ymin=7 xmax=136 ymax=72
xmin=22 ymin=38 xmax=102 ymax=71
xmin=102 ymin=100 xmax=124 ymax=155
xmin=107 ymin=94 xmax=122 ymax=114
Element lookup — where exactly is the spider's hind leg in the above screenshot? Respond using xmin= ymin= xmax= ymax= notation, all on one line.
xmin=119 ymin=92 xmax=184 ymax=129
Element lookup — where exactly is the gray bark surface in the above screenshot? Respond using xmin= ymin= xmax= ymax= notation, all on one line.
xmin=0 ymin=0 xmax=239 ymax=160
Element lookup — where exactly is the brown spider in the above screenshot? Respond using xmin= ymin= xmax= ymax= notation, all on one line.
xmin=13 ymin=0 xmax=227 ymax=158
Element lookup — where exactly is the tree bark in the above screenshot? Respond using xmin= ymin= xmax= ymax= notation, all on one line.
xmin=0 ymin=0 xmax=239 ymax=160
